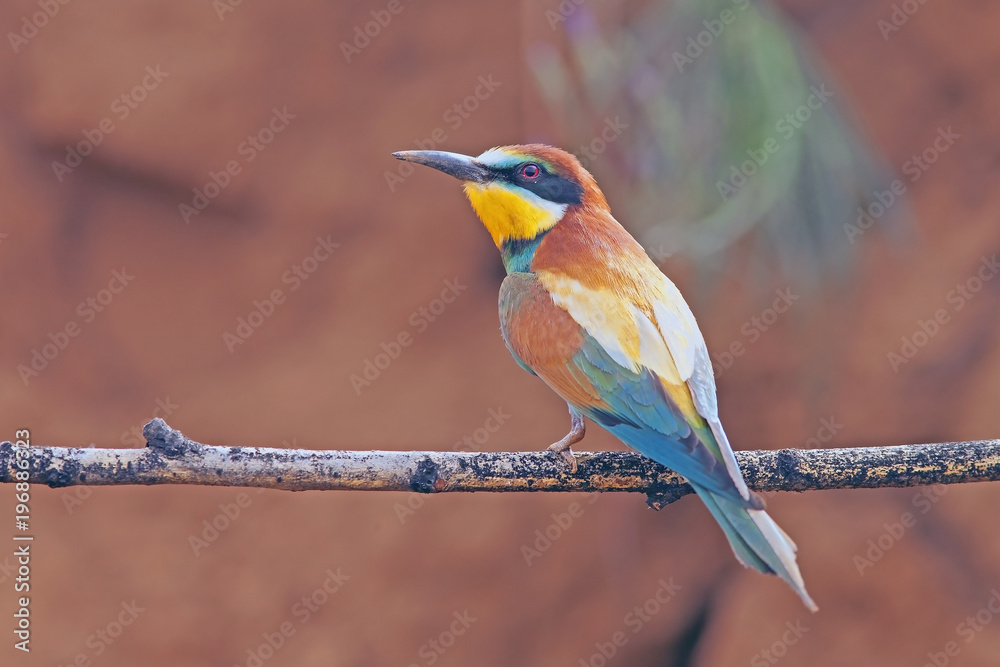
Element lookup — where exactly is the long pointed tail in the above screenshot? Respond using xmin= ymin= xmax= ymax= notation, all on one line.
xmin=694 ymin=484 xmax=818 ymax=612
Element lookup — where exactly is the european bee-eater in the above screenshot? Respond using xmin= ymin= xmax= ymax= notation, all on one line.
xmin=393 ymin=144 xmax=816 ymax=611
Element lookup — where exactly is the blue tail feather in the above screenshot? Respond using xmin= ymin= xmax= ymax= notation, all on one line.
xmin=693 ymin=483 xmax=818 ymax=612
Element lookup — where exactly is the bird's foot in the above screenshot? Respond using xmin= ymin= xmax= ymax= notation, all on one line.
xmin=547 ymin=438 xmax=579 ymax=473
xmin=547 ymin=408 xmax=585 ymax=473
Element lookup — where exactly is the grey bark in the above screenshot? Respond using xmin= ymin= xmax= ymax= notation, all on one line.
xmin=1 ymin=418 xmax=997 ymax=507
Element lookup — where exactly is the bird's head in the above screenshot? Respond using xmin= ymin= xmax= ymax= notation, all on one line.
xmin=392 ymin=144 xmax=606 ymax=248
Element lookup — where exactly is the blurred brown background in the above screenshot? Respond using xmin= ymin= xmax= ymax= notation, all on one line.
xmin=3 ymin=0 xmax=1000 ymax=665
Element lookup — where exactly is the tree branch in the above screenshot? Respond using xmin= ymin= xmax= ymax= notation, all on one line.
xmin=2 ymin=419 xmax=999 ymax=507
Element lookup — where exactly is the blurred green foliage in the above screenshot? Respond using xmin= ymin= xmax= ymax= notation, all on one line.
xmin=529 ymin=0 xmax=904 ymax=288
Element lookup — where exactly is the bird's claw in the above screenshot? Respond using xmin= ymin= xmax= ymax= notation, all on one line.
xmin=547 ymin=440 xmax=579 ymax=473
xmin=547 ymin=408 xmax=585 ymax=473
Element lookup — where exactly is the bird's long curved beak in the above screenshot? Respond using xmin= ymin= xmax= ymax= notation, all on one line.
xmin=392 ymin=150 xmax=491 ymax=183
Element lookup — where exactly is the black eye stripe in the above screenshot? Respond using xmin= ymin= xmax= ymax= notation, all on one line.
xmin=491 ymin=163 xmax=584 ymax=205
xmin=522 ymin=176 xmax=584 ymax=205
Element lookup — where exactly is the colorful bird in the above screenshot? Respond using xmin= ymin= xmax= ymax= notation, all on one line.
xmin=393 ymin=144 xmax=816 ymax=611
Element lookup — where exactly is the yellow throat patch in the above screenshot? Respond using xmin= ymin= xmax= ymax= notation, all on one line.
xmin=463 ymin=181 xmax=567 ymax=247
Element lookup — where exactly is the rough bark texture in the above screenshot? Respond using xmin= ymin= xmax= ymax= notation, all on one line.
xmin=2 ymin=419 xmax=997 ymax=508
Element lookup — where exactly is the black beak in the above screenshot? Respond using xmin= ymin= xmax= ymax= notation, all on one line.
xmin=391 ymin=150 xmax=492 ymax=183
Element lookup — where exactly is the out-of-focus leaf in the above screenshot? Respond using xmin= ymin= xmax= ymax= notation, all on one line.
xmin=527 ymin=0 xmax=907 ymax=289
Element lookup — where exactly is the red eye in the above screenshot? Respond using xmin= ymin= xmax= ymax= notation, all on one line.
xmin=521 ymin=164 xmax=540 ymax=178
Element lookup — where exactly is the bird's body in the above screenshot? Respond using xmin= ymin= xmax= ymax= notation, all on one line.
xmin=393 ymin=144 xmax=816 ymax=611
